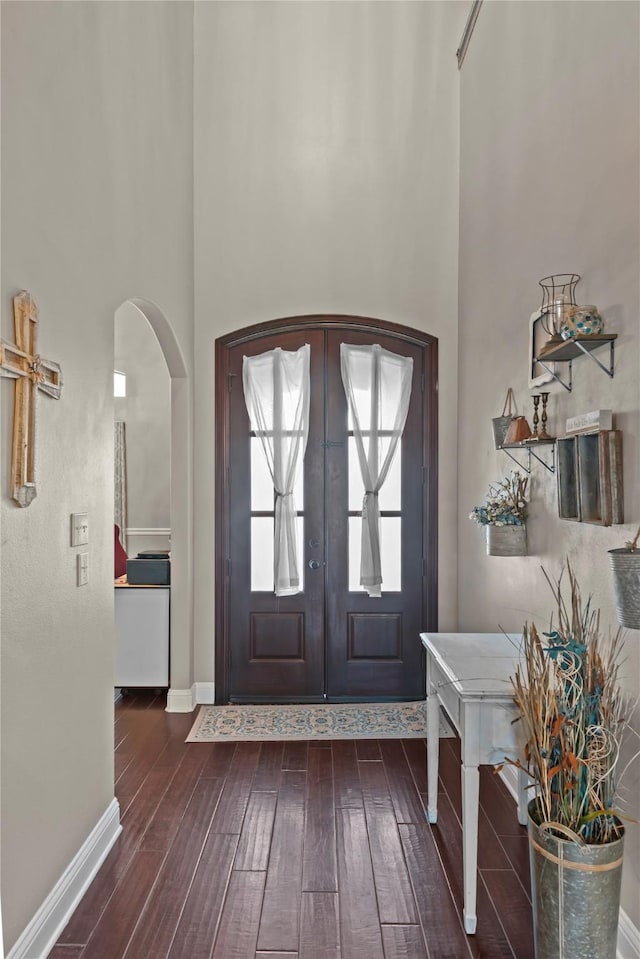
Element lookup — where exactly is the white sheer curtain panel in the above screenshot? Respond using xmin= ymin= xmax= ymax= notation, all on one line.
xmin=243 ymin=344 xmax=311 ymax=596
xmin=340 ymin=343 xmax=413 ymax=597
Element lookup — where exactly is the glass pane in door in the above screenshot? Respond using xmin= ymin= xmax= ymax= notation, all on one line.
xmin=348 ymin=516 xmax=401 ymax=592
xmin=251 ymin=516 xmax=305 ymax=592
xmin=347 ymin=437 xmax=401 ymax=511
xmin=251 ymin=438 xmax=304 ymax=510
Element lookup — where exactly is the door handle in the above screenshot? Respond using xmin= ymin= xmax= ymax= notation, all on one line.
xmin=308 ymin=559 xmax=321 ymax=570
xmin=308 ymin=538 xmax=320 ymax=548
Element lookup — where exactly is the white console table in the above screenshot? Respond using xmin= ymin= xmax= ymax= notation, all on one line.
xmin=420 ymin=632 xmax=529 ymax=935
xmin=115 ymin=581 xmax=170 ymax=688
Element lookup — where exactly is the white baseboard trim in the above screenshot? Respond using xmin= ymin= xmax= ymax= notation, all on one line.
xmin=499 ymin=769 xmax=639 ymax=959
xmin=7 ymin=798 xmax=121 ymax=959
xmin=166 ymin=686 xmax=197 ymax=712
xmin=195 ymin=682 xmax=215 ymax=704
xmin=166 ymin=683 xmax=215 ymax=712
xmin=618 ymin=908 xmax=640 ymax=959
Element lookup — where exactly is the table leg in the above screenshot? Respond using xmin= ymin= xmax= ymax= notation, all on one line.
xmin=426 ymin=686 xmax=440 ymax=823
xmin=516 ymin=765 xmax=529 ymax=826
xmin=461 ymin=762 xmax=479 ymax=935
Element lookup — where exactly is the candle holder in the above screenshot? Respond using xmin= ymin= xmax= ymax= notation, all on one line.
xmin=539 ymin=392 xmax=552 ymax=440
xmin=532 ymin=395 xmax=540 ymax=437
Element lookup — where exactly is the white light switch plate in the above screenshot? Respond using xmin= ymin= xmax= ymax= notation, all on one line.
xmin=71 ymin=512 xmax=89 ymax=546
xmin=77 ymin=552 xmax=89 ymax=586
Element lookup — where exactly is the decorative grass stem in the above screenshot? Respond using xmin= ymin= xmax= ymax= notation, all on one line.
xmin=511 ymin=562 xmax=627 ymax=845
xmin=625 ymin=525 xmax=640 ymax=551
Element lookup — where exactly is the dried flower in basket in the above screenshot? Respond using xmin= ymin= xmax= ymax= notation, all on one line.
xmin=469 ymin=471 xmax=528 ymax=527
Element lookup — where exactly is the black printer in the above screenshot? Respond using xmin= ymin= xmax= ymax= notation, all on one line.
xmin=126 ymin=550 xmax=171 ymax=585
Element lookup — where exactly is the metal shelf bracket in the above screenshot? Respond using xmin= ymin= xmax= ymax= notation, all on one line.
xmin=537 ymin=359 xmax=572 ymax=392
xmin=499 ymin=444 xmax=555 ymax=475
xmin=573 ymin=338 xmax=615 ymax=378
xmin=529 ymin=443 xmax=555 ymax=474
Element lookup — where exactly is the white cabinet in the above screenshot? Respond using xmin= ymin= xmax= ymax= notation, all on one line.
xmin=115 ymin=586 xmax=170 ymax=688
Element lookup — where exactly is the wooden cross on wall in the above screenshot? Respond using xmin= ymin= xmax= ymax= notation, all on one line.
xmin=0 ymin=292 xmax=63 ymax=507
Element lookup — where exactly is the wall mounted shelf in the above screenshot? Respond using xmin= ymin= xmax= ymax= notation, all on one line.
xmin=499 ymin=438 xmax=556 ymax=474
xmin=535 ymin=333 xmax=617 ymax=392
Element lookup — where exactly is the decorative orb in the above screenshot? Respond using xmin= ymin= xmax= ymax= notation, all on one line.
xmin=560 ymin=305 xmax=604 ymax=340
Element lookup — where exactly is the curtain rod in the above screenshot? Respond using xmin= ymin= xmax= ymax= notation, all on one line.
xmin=456 ymin=0 xmax=483 ymax=69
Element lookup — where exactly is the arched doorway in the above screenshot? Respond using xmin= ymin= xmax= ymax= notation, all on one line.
xmin=215 ymin=315 xmax=438 ymax=703
xmin=114 ymin=298 xmax=191 ymax=708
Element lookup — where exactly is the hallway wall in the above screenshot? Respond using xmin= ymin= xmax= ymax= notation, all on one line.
xmin=457 ymin=0 xmax=640 ymax=931
xmin=192 ymin=0 xmax=469 ymax=685
xmin=0 ymin=2 xmax=193 ymax=948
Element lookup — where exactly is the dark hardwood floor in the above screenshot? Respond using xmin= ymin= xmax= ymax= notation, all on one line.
xmin=49 ymin=691 xmax=534 ymax=959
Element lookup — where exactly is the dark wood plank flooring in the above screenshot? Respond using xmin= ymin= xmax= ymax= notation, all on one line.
xmin=49 ymin=692 xmax=534 ymax=959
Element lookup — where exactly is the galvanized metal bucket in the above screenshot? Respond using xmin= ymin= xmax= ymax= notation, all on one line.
xmin=608 ymin=548 xmax=640 ymax=629
xmin=527 ymin=801 xmax=624 ymax=959
xmin=486 ymin=524 xmax=527 ymax=557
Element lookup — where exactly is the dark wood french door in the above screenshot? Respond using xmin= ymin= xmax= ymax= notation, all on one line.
xmin=215 ymin=316 xmax=437 ymax=703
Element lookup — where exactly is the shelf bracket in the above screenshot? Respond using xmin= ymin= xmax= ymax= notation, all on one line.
xmin=500 ymin=446 xmax=531 ymax=473
xmin=528 ymin=443 xmax=555 ymax=474
xmin=499 ymin=444 xmax=555 ymax=475
xmin=537 ymin=359 xmax=572 ymax=392
xmin=573 ymin=338 xmax=615 ymax=378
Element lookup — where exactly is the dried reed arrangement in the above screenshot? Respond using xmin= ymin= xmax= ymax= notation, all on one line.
xmin=511 ymin=562 xmax=631 ymax=844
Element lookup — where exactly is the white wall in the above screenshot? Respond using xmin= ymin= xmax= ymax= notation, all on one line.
xmin=115 ymin=302 xmax=171 ymax=555
xmin=457 ymin=0 xmax=640 ymax=930
xmin=7 ymin=0 xmax=637 ymax=949
xmin=192 ymin=0 xmax=469 ymax=685
xmin=0 ymin=1 xmax=193 ymax=950
xmin=1 ymin=2 xmax=469 ymax=940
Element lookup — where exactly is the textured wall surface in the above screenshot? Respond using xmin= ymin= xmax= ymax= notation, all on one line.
xmin=457 ymin=0 xmax=640 ymax=929
xmin=192 ymin=0 xmax=469 ymax=682
xmin=0 ymin=2 xmax=193 ymax=948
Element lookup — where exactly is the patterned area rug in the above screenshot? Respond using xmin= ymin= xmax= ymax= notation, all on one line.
xmin=186 ymin=700 xmax=454 ymax=743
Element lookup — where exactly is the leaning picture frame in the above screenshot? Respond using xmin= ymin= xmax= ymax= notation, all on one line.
xmin=528 ymin=309 xmax=556 ymax=388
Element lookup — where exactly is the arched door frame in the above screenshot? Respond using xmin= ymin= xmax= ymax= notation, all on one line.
xmin=214 ymin=314 xmax=438 ymax=704
xmin=116 ymin=297 xmax=193 ymax=710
